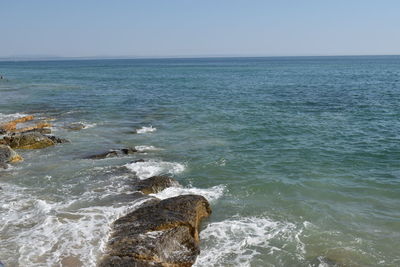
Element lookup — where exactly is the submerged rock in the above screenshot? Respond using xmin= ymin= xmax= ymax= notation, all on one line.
xmin=132 ymin=159 xmax=146 ymax=163
xmin=86 ymin=148 xmax=137 ymax=159
xmin=99 ymin=195 xmax=211 ymax=267
xmin=1 ymin=132 xmax=68 ymax=149
xmin=47 ymin=135 xmax=69 ymax=144
xmin=135 ymin=176 xmax=180 ymax=194
xmin=62 ymin=123 xmax=85 ymax=131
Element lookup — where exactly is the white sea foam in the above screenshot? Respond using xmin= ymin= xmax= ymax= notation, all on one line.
xmin=151 ymin=185 xmax=225 ymax=203
xmin=79 ymin=121 xmax=97 ymax=129
xmin=135 ymin=145 xmax=161 ymax=152
xmin=136 ymin=126 xmax=157 ymax=134
xmin=0 ymin=177 xmax=151 ymax=267
xmin=0 ymin=112 xmax=29 ymax=124
xmin=194 ymin=216 xmax=305 ymax=267
xmin=125 ymin=160 xmax=185 ymax=179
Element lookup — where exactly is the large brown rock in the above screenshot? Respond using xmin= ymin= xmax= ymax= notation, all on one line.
xmin=99 ymin=195 xmax=211 ymax=267
xmin=135 ymin=176 xmax=180 ymax=195
xmin=0 ymin=145 xmax=23 ymax=168
xmin=1 ymin=132 xmax=68 ymax=149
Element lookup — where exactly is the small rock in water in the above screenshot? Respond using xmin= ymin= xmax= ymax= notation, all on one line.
xmin=0 ymin=145 xmax=23 ymax=164
xmin=62 ymin=123 xmax=85 ymax=131
xmin=135 ymin=176 xmax=180 ymax=194
xmin=86 ymin=148 xmax=137 ymax=159
xmin=99 ymin=195 xmax=211 ymax=267
xmin=47 ymin=135 xmax=69 ymax=144
xmin=131 ymin=159 xmax=146 ymax=163
xmin=120 ymin=148 xmax=137 ymax=154
xmin=0 ymin=163 xmax=8 ymax=169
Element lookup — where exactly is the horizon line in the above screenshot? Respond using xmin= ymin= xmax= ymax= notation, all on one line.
xmin=1 ymin=53 xmax=400 ymax=62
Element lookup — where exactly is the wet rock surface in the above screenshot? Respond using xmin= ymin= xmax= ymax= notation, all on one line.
xmin=0 ymin=145 xmax=23 ymax=167
xmin=100 ymin=195 xmax=211 ymax=267
xmin=0 ymin=115 xmax=52 ymax=134
xmin=85 ymin=148 xmax=137 ymax=159
xmin=21 ymin=128 xmax=52 ymax=134
xmin=135 ymin=176 xmax=180 ymax=194
xmin=1 ymin=132 xmax=68 ymax=149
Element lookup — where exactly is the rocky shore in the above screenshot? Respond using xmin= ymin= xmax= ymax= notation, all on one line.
xmin=0 ymin=114 xmax=211 ymax=266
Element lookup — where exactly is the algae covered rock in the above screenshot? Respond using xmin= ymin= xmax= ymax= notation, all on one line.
xmin=100 ymin=195 xmax=211 ymax=267
xmin=1 ymin=132 xmax=68 ymax=149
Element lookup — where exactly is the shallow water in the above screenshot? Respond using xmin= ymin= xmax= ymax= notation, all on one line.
xmin=0 ymin=56 xmax=399 ymax=266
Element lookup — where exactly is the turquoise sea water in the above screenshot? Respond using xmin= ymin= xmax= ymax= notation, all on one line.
xmin=0 ymin=56 xmax=399 ymax=266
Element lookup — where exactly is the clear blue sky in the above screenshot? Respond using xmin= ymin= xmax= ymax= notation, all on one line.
xmin=1 ymin=0 xmax=400 ymax=58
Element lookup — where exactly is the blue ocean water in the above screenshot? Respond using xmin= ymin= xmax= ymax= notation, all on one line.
xmin=0 ymin=56 xmax=399 ymax=266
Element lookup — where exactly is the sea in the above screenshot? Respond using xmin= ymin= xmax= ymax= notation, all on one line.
xmin=0 ymin=56 xmax=399 ymax=267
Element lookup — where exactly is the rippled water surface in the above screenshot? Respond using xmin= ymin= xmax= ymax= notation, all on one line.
xmin=0 ymin=56 xmax=399 ymax=266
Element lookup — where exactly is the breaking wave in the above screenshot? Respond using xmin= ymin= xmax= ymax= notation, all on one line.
xmin=124 ymin=160 xmax=185 ymax=179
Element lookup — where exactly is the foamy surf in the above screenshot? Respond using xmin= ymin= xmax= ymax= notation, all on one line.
xmin=0 ymin=182 xmax=152 ymax=267
xmin=135 ymin=126 xmax=156 ymax=134
xmin=151 ymin=185 xmax=225 ymax=203
xmin=134 ymin=145 xmax=161 ymax=152
xmin=0 ymin=112 xmax=29 ymax=124
xmin=194 ymin=216 xmax=305 ymax=267
xmin=78 ymin=121 xmax=97 ymax=129
xmin=125 ymin=160 xmax=185 ymax=179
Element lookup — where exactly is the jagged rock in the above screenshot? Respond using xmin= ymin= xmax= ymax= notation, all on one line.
xmin=62 ymin=123 xmax=85 ymax=131
xmin=1 ymin=132 xmax=68 ymax=149
xmin=99 ymin=195 xmax=211 ymax=267
xmin=135 ymin=176 xmax=180 ymax=194
xmin=0 ymin=145 xmax=23 ymax=164
xmin=86 ymin=148 xmax=137 ymax=159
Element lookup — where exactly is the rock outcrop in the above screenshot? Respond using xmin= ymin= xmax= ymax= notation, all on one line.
xmin=0 ymin=145 xmax=23 ymax=168
xmin=99 ymin=195 xmax=211 ymax=267
xmin=135 ymin=176 xmax=180 ymax=194
xmin=1 ymin=132 xmax=68 ymax=149
xmin=85 ymin=148 xmax=137 ymax=159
